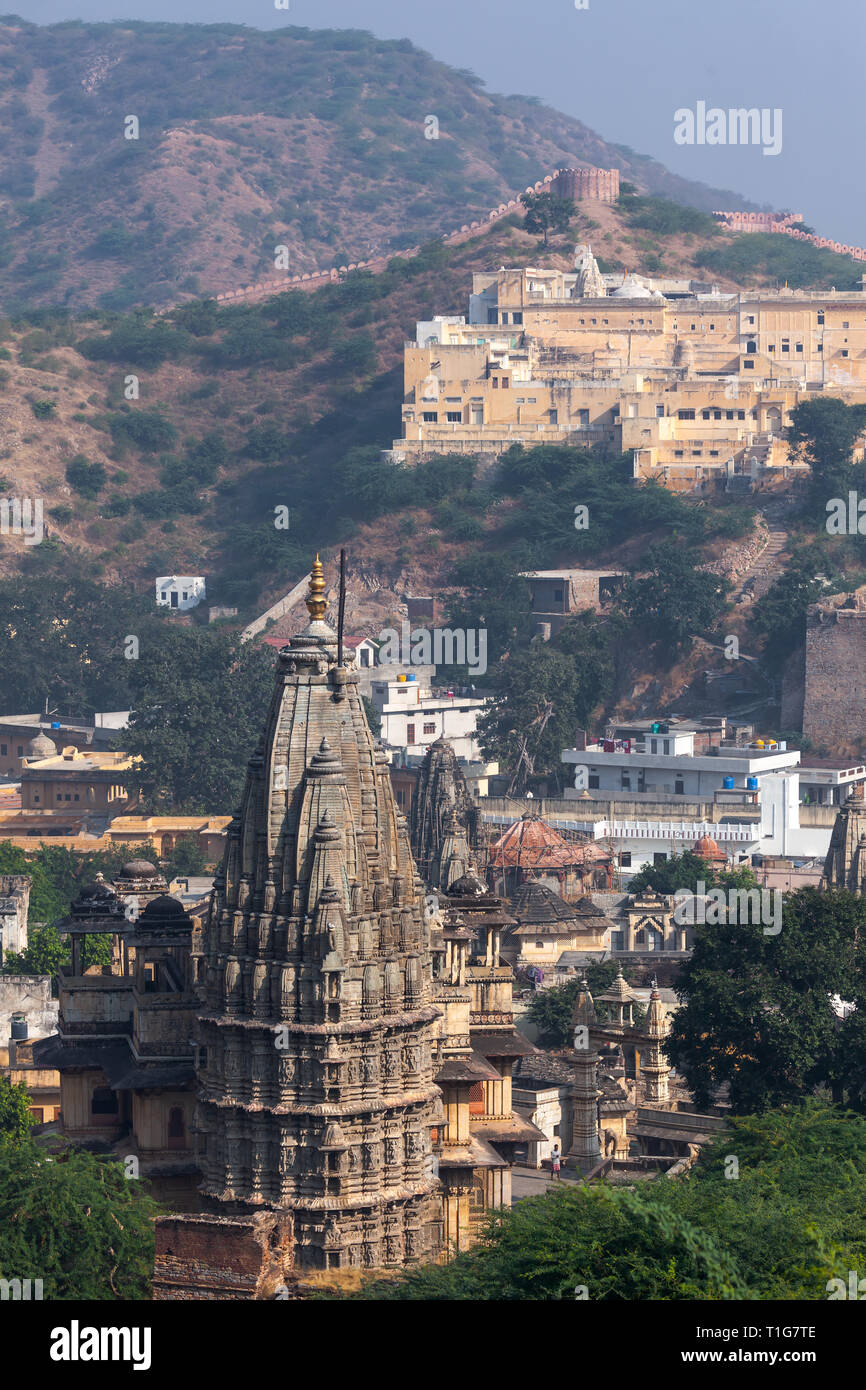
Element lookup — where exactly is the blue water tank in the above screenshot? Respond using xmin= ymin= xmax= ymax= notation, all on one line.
xmin=406 ymin=672 xmax=416 ymax=681
xmin=747 ymin=776 xmax=759 ymax=790
xmin=723 ymin=776 xmax=735 ymax=789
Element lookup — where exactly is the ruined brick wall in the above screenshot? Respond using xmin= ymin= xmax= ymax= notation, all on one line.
xmin=802 ymin=601 xmax=866 ymax=749
xmin=152 ymin=1211 xmax=292 ymax=1300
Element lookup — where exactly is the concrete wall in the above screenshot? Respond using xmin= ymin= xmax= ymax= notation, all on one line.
xmin=0 ymin=976 xmax=57 ymax=1041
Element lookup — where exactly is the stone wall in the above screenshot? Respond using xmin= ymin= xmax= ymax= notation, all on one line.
xmin=153 ymin=1212 xmax=292 ymax=1300
xmin=0 ymin=975 xmax=58 ymax=1042
xmin=801 ymin=592 xmax=866 ymax=749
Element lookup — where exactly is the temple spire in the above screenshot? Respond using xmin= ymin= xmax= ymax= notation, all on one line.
xmin=305 ymin=553 xmax=328 ymax=622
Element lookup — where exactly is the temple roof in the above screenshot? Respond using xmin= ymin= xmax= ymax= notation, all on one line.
xmin=488 ymin=812 xmax=607 ymax=870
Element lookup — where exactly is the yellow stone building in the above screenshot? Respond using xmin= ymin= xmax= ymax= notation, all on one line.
xmin=394 ymin=248 xmax=866 ymax=491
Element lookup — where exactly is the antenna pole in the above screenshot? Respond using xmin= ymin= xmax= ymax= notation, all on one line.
xmin=337 ymin=549 xmax=346 ymax=667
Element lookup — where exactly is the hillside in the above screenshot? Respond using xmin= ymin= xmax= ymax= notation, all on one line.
xmin=2 ymin=190 xmax=866 ymax=632
xmin=0 ymin=17 xmax=763 ymax=313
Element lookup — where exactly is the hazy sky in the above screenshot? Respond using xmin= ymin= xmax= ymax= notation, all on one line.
xmin=17 ymin=0 xmax=866 ymax=245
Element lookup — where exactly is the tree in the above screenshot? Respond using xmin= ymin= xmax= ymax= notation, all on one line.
xmin=334 ymin=1103 xmax=866 ymax=1301
xmin=121 ymin=627 xmax=275 ymax=813
xmin=477 ymin=644 xmax=581 ymax=792
xmin=0 ymin=1140 xmax=156 ymax=1299
xmin=667 ymin=887 xmax=866 ymax=1112
xmin=627 ymin=849 xmax=753 ymax=896
xmin=0 ymin=1077 xmax=33 ymax=1150
xmin=749 ymin=544 xmax=842 ymax=673
xmin=525 ymin=961 xmax=622 ymax=1045
xmin=617 ymin=544 xmax=729 ymax=657
xmin=786 ymin=397 xmax=866 ymax=503
xmin=163 ymin=834 xmax=207 ymax=877
xmin=519 ymin=191 xmax=576 ymax=246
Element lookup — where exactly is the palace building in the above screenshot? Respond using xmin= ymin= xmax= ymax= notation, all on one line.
xmin=393 ymin=245 xmax=866 ymax=491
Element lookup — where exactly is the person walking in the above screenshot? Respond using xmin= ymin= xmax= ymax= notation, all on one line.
xmin=550 ymin=1144 xmax=562 ymax=1180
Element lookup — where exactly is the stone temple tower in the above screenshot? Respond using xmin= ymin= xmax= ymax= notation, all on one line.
xmin=195 ymin=557 xmax=443 ymax=1272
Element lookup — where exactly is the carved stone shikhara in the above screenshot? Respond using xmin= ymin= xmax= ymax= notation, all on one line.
xmin=196 ymin=559 xmax=442 ymax=1272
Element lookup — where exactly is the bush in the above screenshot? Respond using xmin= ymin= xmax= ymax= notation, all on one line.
xmin=65 ymin=455 xmax=106 ymax=498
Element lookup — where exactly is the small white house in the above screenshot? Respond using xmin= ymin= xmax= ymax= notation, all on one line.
xmin=155 ymin=575 xmax=206 ymax=612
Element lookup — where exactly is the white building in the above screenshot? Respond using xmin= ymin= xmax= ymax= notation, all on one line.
xmin=370 ymin=676 xmax=485 ymax=762
xmin=559 ymin=732 xmax=833 ymax=875
xmin=564 ymin=728 xmax=800 ymax=799
xmin=155 ymin=575 xmax=207 ymax=612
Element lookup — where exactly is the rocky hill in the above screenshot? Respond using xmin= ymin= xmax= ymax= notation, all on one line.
xmin=3 ymin=190 xmax=863 ymax=637
xmin=0 ymin=17 xmax=762 ymax=312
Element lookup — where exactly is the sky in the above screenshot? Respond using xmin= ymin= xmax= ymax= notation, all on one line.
xmin=16 ymin=0 xmax=866 ymax=246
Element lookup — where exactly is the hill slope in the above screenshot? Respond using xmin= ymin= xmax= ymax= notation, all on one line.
xmin=0 ymin=17 xmax=762 ymax=311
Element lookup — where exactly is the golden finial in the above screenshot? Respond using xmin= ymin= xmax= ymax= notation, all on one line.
xmin=306 ymin=553 xmax=328 ymax=621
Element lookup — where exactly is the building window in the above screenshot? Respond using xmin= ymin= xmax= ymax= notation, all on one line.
xmin=168 ymin=1106 xmax=185 ymax=1142
xmin=406 ymin=725 xmax=415 ymax=745
xmin=0 ymin=744 xmax=5 ymax=756
xmin=512 ymin=312 xmax=523 ymax=325
xmin=674 ymin=450 xmax=684 ymax=457
xmin=33 ymin=795 xmax=39 ymax=803
xmin=818 ymin=313 xmax=825 ymax=324
xmin=653 ymin=852 xmax=668 ymax=865
xmin=620 ymin=852 xmax=632 ymax=868
xmin=743 ymin=360 xmax=754 ymax=369
xmin=678 ymin=409 xmax=695 ymax=420
xmin=702 ymin=410 xmax=710 ymax=420
xmin=588 ymin=774 xmax=599 ymax=790
xmin=17 ymin=746 xmax=23 ymax=757
xmin=747 ymin=315 xmax=755 ymax=324
xmin=446 ymin=411 xmax=462 ymax=422
xmin=610 ymin=930 xmax=625 ymax=951
xmin=423 ymin=722 xmax=436 ymax=735
xmin=492 ymin=377 xmax=499 ymax=388
xmin=501 ymin=378 xmax=509 ymax=388
xmin=843 ymin=321 xmax=850 ymax=330
xmin=91 ymin=1087 xmax=118 ymax=1116
xmin=737 ymin=410 xmax=745 ymax=419
xmin=422 ymin=411 xmax=438 ymax=422
xmin=796 ymin=343 xmax=803 ymax=353
xmin=842 ymin=349 xmax=850 ymax=358
xmin=535 ymin=940 xmax=544 ymax=950
xmin=656 ymin=404 xmax=664 ymax=418
xmin=487 ymin=309 xmax=497 ymax=324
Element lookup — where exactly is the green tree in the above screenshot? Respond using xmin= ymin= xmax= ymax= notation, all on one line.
xmin=0 ymin=1141 xmax=157 ymax=1299
xmin=0 ymin=1077 xmax=33 ymax=1150
xmin=524 ymin=961 xmax=621 ymax=1045
xmin=163 ymin=834 xmax=207 ymax=877
xmin=121 ymin=626 xmax=274 ymax=812
xmin=65 ymin=454 xmax=106 ymax=498
xmin=667 ymin=887 xmax=866 ymax=1112
xmin=477 ymin=643 xmax=581 ymax=793
xmin=786 ymin=396 xmax=866 ymax=503
xmin=617 ymin=544 xmax=729 ymax=657
xmin=519 ymin=191 xmax=576 ymax=246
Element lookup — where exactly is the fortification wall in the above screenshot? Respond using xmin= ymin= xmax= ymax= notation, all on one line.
xmin=180 ymin=165 xmax=617 ymax=312
xmin=713 ymin=210 xmax=866 ymax=263
xmin=802 ymin=602 xmax=866 ymax=747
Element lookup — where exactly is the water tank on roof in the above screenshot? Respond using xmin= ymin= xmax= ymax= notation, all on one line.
xmin=406 ymin=672 xmax=416 ymax=681
xmin=10 ymin=1013 xmax=27 ymax=1041
xmin=747 ymin=776 xmax=759 ymax=790
xmin=723 ymin=776 xmax=735 ymax=789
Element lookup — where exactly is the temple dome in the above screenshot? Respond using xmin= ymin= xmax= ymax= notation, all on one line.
xmin=693 ymin=833 xmax=727 ymax=864
xmin=120 ymin=859 xmax=161 ymax=878
xmin=26 ymin=732 xmax=56 ymax=757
